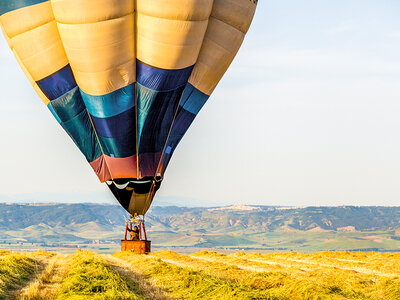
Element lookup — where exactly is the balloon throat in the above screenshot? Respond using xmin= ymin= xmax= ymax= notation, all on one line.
xmin=105 ymin=177 xmax=162 ymax=216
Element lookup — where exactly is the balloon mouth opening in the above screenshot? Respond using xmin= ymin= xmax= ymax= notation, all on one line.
xmin=106 ymin=176 xmax=162 ymax=194
xmin=106 ymin=177 xmax=163 ymax=215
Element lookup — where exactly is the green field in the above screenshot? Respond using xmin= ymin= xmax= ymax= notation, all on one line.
xmin=2 ymin=229 xmax=399 ymax=255
xmin=149 ymin=230 xmax=400 ymax=253
xmin=0 ymin=250 xmax=399 ymax=299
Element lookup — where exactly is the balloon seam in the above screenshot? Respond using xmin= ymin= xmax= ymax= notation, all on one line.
xmin=135 ymin=83 xmax=140 ymax=179
xmin=54 ymin=12 xmax=134 ymax=26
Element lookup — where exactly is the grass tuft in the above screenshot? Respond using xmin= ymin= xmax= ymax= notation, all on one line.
xmin=57 ymin=250 xmax=141 ymax=299
xmin=383 ymin=278 xmax=400 ymax=300
xmin=0 ymin=252 xmax=38 ymax=297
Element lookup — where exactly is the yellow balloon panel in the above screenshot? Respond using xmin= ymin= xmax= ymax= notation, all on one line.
xmin=189 ymin=18 xmax=244 ymax=95
xmin=211 ymin=0 xmax=257 ymax=33
xmin=56 ymin=13 xmax=135 ymax=95
xmin=11 ymin=21 xmax=68 ymax=81
xmin=137 ymin=0 xmax=213 ymax=21
xmin=51 ymin=0 xmax=134 ymax=24
xmin=12 ymin=48 xmax=50 ymax=105
xmin=136 ymin=14 xmax=208 ymax=69
xmin=57 ymin=16 xmax=134 ymax=73
xmin=72 ymin=60 xmax=135 ymax=96
xmin=0 ymin=1 xmax=53 ymax=39
xmin=188 ymin=0 xmax=256 ymax=95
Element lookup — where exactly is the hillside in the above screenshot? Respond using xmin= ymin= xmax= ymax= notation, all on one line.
xmin=0 ymin=250 xmax=399 ymax=299
xmin=0 ymin=203 xmax=399 ymax=252
xmin=148 ymin=205 xmax=400 ymax=232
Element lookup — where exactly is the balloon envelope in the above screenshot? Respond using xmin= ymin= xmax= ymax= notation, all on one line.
xmin=0 ymin=0 xmax=257 ymax=215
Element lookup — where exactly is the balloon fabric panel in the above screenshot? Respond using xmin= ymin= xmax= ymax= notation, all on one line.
xmin=37 ymin=65 xmax=76 ymax=100
xmin=51 ymin=0 xmax=134 ymax=24
xmin=135 ymin=61 xmax=194 ymax=177
xmin=160 ymin=83 xmax=209 ymax=173
xmin=135 ymin=0 xmax=213 ymax=70
xmin=91 ymin=106 xmax=137 ymax=158
xmin=53 ymin=1 xmax=135 ymax=97
xmin=48 ymin=87 xmax=102 ymax=162
xmin=81 ymin=84 xmax=135 ymax=119
xmin=61 ymin=110 xmax=102 ymax=163
xmin=10 ymin=20 xmax=68 ymax=82
xmin=9 ymin=48 xmax=48 ymax=104
xmin=90 ymin=155 xmax=138 ymax=181
xmin=138 ymin=85 xmax=186 ymax=177
xmin=48 ymin=87 xmax=85 ymax=123
xmin=56 ymin=13 xmax=136 ymax=96
xmin=136 ymin=62 xmax=194 ymax=92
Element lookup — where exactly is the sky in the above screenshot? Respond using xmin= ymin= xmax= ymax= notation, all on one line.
xmin=1 ymin=0 xmax=400 ymax=207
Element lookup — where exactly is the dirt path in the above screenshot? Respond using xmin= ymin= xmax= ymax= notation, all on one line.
xmin=103 ymin=255 xmax=173 ymax=300
xmin=15 ymin=254 xmax=68 ymax=300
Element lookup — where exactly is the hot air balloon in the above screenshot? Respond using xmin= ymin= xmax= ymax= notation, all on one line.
xmin=0 ymin=0 xmax=257 ymax=247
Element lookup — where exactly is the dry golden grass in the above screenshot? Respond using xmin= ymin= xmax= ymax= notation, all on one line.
xmin=1 ymin=249 xmax=399 ymax=300
xmin=147 ymin=251 xmax=367 ymax=299
xmin=187 ymin=250 xmax=400 ymax=300
xmin=238 ymin=251 xmax=400 ymax=276
xmin=152 ymin=250 xmax=269 ymax=281
xmin=0 ymin=252 xmax=40 ymax=299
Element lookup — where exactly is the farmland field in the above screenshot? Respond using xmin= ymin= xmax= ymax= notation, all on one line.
xmin=0 ymin=250 xmax=399 ymax=299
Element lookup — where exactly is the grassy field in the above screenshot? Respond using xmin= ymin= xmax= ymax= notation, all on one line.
xmin=0 ymin=250 xmax=399 ymax=299
xmin=2 ymin=229 xmax=399 ymax=255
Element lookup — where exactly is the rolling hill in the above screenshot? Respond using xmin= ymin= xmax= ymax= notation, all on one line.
xmin=0 ymin=203 xmax=399 ymax=252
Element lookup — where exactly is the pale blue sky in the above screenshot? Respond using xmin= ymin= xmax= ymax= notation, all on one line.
xmin=1 ymin=1 xmax=400 ymax=207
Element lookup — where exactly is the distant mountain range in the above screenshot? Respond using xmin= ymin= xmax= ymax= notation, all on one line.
xmin=0 ymin=203 xmax=399 ymax=252
xmin=148 ymin=204 xmax=400 ymax=232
